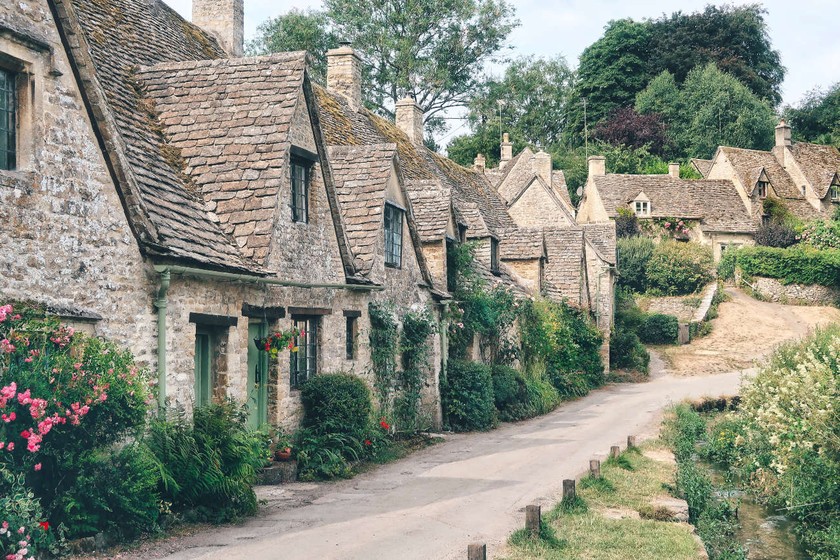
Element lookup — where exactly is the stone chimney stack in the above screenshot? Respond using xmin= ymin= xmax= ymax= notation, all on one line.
xmin=775 ymin=119 xmax=792 ymax=148
xmin=193 ymin=0 xmax=244 ymax=58
xmin=588 ymin=155 xmax=606 ymax=179
xmin=474 ymin=153 xmax=486 ymax=173
xmin=395 ymin=98 xmax=425 ymax=145
xmin=534 ymin=150 xmax=552 ymax=184
xmin=499 ymin=133 xmax=513 ymax=169
xmin=668 ymin=162 xmax=680 ymax=178
xmin=327 ymin=42 xmax=363 ymax=111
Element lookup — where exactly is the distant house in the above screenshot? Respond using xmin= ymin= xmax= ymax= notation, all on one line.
xmin=577 ymin=158 xmax=754 ymax=261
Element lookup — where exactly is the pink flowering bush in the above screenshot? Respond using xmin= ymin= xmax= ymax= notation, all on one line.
xmin=0 ymin=304 xmax=153 ymax=547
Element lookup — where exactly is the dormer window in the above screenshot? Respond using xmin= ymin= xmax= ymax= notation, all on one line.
xmin=384 ymin=203 xmax=404 ymax=268
xmin=490 ymin=238 xmax=500 ymax=275
xmin=756 ymin=180 xmax=769 ymax=199
xmin=291 ymin=157 xmax=311 ymax=223
xmin=0 ymin=68 xmax=16 ymax=171
xmin=634 ymin=200 xmax=650 ymax=217
xmin=830 ymin=178 xmax=839 ymax=202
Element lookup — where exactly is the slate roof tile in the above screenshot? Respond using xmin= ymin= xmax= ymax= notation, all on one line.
xmin=790 ymin=142 xmax=840 ymax=199
xmin=499 ymin=228 xmax=545 ymax=260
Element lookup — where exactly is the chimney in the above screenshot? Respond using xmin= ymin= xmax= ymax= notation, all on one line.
xmin=499 ymin=133 xmax=513 ymax=169
xmin=668 ymin=162 xmax=680 ymax=178
xmin=775 ymin=119 xmax=792 ymax=148
xmin=588 ymin=155 xmax=606 ymax=179
xmin=327 ymin=42 xmax=363 ymax=111
xmin=395 ymin=97 xmax=424 ymax=145
xmin=534 ymin=150 xmax=552 ymax=184
xmin=474 ymin=153 xmax=486 ymax=173
xmin=192 ymin=0 xmax=244 ymax=58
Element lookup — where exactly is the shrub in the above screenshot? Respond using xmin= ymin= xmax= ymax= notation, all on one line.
xmin=442 ymin=360 xmax=496 ymax=431
xmin=491 ymin=365 xmax=531 ymax=421
xmin=718 ymin=245 xmax=840 ymax=287
xmin=521 ymin=363 xmax=561 ymax=416
xmin=615 ymin=207 xmax=641 ymax=238
xmin=640 ymin=313 xmax=679 ymax=344
xmin=0 ymin=465 xmax=60 ymax=558
xmin=300 ymin=374 xmax=372 ymax=437
xmin=146 ymin=402 xmax=267 ymax=523
xmin=295 ymin=428 xmax=360 ymax=481
xmin=646 ymin=241 xmax=714 ymax=295
xmin=609 ymin=330 xmax=650 ymax=372
xmin=754 ymin=222 xmax=798 ymax=247
xmin=616 ymin=236 xmax=655 ymax=292
xmin=800 ymin=218 xmax=840 ymax=250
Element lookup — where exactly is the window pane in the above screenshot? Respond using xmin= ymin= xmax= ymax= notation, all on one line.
xmin=0 ymin=69 xmax=15 ymax=171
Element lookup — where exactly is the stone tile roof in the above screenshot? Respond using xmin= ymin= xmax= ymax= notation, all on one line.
xmin=790 ymin=142 xmax=840 ymax=199
xmin=552 ymin=170 xmax=572 ymax=208
xmin=56 ymin=0 xmax=254 ymax=269
xmin=327 ymin=144 xmax=397 ymax=274
xmin=405 ymin=181 xmax=452 ymax=242
xmin=691 ymin=158 xmax=713 ymax=178
xmin=498 ymin=228 xmax=545 ymax=260
xmin=593 ymin=174 xmax=754 ymax=233
xmin=543 ymin=228 xmax=585 ymax=304
xmin=457 ymin=203 xmax=491 ymax=238
xmin=491 ymin=149 xmax=574 ymax=212
xmin=472 ymin=259 xmax=530 ymax=298
xmin=720 ymin=147 xmax=802 ymax=200
xmin=581 ymin=223 xmax=616 ymax=265
xmin=137 ymin=53 xmax=308 ymax=265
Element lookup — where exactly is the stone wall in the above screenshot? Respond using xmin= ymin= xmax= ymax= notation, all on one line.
xmin=750 ymin=277 xmax=840 ymax=307
xmin=191 ymin=0 xmax=244 ymax=57
xmin=640 ymin=296 xmax=701 ymax=322
xmin=508 ymin=182 xmax=574 ymax=228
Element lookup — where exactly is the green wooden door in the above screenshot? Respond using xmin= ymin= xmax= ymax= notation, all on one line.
xmin=247 ymin=322 xmax=269 ymax=428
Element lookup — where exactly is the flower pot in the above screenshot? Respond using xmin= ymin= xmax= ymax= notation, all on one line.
xmin=274 ymin=447 xmax=292 ymax=462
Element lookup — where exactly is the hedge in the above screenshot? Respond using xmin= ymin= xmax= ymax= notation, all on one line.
xmin=718 ymin=245 xmax=840 ymax=288
xmin=617 ymin=236 xmax=655 ymax=293
xmin=646 ymin=241 xmax=714 ymax=295
xmin=442 ymin=360 xmax=496 ymax=431
xmin=300 ymin=373 xmax=373 ymax=436
xmin=640 ymin=313 xmax=679 ymax=344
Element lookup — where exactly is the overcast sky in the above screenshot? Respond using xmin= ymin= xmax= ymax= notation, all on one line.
xmin=165 ymin=0 xmax=839 ymax=109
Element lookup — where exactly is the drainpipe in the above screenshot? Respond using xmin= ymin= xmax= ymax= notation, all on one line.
xmin=155 ymin=269 xmax=171 ymax=413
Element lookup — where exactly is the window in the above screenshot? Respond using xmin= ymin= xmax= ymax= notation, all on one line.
xmin=290 ymin=317 xmax=319 ymax=388
xmin=0 ymin=68 xmax=15 ymax=171
xmin=345 ymin=316 xmax=357 ymax=360
xmin=831 ymin=177 xmax=839 ymax=202
xmin=291 ymin=157 xmax=310 ymax=223
xmin=490 ymin=237 xmax=500 ymax=275
xmin=756 ymin=180 xmax=769 ymax=199
xmin=634 ymin=200 xmax=650 ymax=217
xmin=384 ymin=203 xmax=404 ymax=268
xmin=194 ymin=328 xmax=213 ymax=408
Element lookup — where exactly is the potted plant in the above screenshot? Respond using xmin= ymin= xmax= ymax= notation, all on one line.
xmin=273 ymin=433 xmax=293 ymax=462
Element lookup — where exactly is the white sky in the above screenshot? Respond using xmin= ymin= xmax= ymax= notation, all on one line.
xmin=165 ymin=0 xmax=840 ymax=110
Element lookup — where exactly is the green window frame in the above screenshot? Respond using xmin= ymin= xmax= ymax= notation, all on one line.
xmin=194 ymin=329 xmax=213 ymax=408
xmin=384 ymin=203 xmax=404 ymax=268
xmin=291 ymin=157 xmax=310 ymax=223
xmin=290 ymin=316 xmax=319 ymax=388
xmin=0 ymin=69 xmax=16 ymax=171
xmin=490 ymin=237 xmax=500 ymax=275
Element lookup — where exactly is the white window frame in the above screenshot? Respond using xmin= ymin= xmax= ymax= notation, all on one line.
xmin=634 ymin=200 xmax=650 ymax=217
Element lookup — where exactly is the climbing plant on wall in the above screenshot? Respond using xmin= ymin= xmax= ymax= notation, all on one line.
xmin=368 ymin=301 xmax=398 ymax=415
xmin=396 ymin=308 xmax=437 ymax=432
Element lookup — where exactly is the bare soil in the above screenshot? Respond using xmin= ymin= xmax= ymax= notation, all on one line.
xmin=656 ymin=288 xmax=840 ymax=376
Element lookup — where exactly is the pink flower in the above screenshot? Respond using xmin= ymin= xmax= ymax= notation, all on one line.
xmin=16 ymin=390 xmax=31 ymax=406
xmin=664 ymin=222 xmax=671 ymax=228
xmin=0 ymin=339 xmax=14 ymax=354
xmin=0 ymin=442 xmax=4 ymax=450
xmin=34 ymin=463 xmax=41 ymax=472
xmin=6 ymin=442 xmax=13 ymax=451
xmin=0 ymin=304 xmax=12 ymax=322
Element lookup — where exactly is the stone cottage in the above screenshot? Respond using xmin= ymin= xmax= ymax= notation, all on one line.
xmin=577 ymin=157 xmax=756 ymax=261
xmin=1 ymin=0 xmax=444 ymax=429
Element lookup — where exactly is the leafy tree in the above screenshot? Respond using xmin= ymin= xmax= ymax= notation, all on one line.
xmin=324 ymin=0 xmax=518 ymax=124
xmin=648 ymin=4 xmax=784 ymax=105
xmin=247 ymin=9 xmax=337 ymax=82
xmin=784 ymin=83 xmax=840 ymax=147
xmin=637 ymin=64 xmax=776 ymax=159
xmin=565 ymin=19 xmax=654 ymax=144
xmin=592 ymin=107 xmax=668 ymax=155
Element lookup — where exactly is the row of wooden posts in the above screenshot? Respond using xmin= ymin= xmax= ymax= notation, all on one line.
xmin=466 ymin=435 xmax=638 ymax=560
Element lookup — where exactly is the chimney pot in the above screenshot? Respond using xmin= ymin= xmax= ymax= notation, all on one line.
xmin=588 ymin=156 xmax=606 ymax=178
xmin=395 ymin=97 xmax=425 ymax=145
xmin=500 ymin=133 xmax=513 ymax=169
xmin=668 ymin=162 xmax=680 ymax=178
xmin=474 ymin=153 xmax=486 ymax=173
xmin=327 ymin=44 xmax=363 ymax=111
xmin=192 ymin=0 xmax=244 ymax=58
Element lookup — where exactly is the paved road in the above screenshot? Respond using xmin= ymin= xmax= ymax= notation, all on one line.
xmin=138 ymin=363 xmax=740 ymax=560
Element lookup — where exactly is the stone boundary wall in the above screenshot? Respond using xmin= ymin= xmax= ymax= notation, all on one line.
xmin=641 ymin=296 xmax=701 ymax=322
xmin=691 ymin=283 xmax=719 ymax=323
xmin=749 ymin=277 xmax=840 ymax=307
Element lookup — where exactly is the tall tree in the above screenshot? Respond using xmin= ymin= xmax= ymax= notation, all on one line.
xmin=324 ymin=0 xmax=518 ymax=123
xmin=636 ymin=64 xmax=776 ymax=159
xmin=784 ymin=83 xmax=840 ymax=147
xmin=247 ymin=9 xmax=337 ymax=82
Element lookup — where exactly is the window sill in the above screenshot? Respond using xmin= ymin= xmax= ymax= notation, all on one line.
xmin=0 ymin=169 xmax=34 ymax=194
xmin=385 ymin=263 xmax=402 ymax=270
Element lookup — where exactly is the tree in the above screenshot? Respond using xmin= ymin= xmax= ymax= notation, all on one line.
xmin=324 ymin=0 xmax=518 ymax=124
xmin=648 ymin=4 xmax=784 ymax=106
xmin=247 ymin=9 xmax=337 ymax=82
xmin=637 ymin=64 xmax=776 ymax=159
xmin=592 ymin=107 xmax=668 ymax=155
xmin=784 ymin=83 xmax=840 ymax=147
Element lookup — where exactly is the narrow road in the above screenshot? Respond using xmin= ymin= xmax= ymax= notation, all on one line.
xmin=128 ymin=368 xmax=740 ymax=560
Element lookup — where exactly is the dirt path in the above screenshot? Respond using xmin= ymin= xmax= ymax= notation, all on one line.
xmin=106 ymin=370 xmax=739 ymax=560
xmin=656 ymin=288 xmax=840 ymax=376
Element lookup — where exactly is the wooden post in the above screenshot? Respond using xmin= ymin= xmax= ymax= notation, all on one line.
xmin=563 ymin=479 xmax=576 ymax=501
xmin=610 ymin=446 xmax=620 ymax=459
xmin=627 ymin=435 xmax=637 ymax=449
xmin=467 ymin=543 xmax=486 ymax=560
xmin=589 ymin=459 xmax=600 ymax=478
xmin=525 ymin=504 xmax=541 ymax=537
